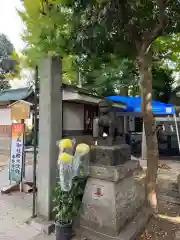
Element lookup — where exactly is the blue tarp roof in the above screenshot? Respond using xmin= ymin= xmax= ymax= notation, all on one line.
xmin=107 ymin=96 xmax=175 ymax=115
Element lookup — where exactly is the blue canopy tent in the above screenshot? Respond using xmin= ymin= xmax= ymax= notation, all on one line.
xmin=107 ymin=96 xmax=175 ymax=115
xmin=107 ymin=96 xmax=180 ymax=155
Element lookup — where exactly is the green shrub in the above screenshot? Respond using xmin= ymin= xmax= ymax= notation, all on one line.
xmin=53 ymin=178 xmax=86 ymax=224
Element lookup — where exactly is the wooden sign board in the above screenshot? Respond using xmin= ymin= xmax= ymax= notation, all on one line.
xmin=9 ymin=100 xmax=32 ymax=121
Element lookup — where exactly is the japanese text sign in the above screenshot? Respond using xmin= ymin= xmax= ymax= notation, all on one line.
xmin=9 ymin=123 xmax=25 ymax=183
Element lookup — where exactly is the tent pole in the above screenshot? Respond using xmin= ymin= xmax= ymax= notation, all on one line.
xmin=173 ymin=113 xmax=180 ymax=154
xmin=141 ymin=121 xmax=147 ymax=160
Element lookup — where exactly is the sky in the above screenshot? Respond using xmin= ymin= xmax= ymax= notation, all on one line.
xmin=0 ymin=0 xmax=25 ymax=52
xmin=0 ymin=0 xmax=29 ymax=88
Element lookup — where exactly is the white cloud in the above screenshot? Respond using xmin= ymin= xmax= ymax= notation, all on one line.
xmin=0 ymin=0 xmax=25 ymax=52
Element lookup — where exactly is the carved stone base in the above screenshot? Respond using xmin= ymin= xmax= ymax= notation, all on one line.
xmin=91 ymin=144 xmax=131 ymax=165
xmin=77 ymin=207 xmax=150 ymax=240
xmin=78 ymin=161 xmax=145 ymax=238
xmin=97 ymin=136 xmax=125 ymax=146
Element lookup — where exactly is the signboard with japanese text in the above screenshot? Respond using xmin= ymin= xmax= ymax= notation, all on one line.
xmin=10 ymin=100 xmax=31 ymax=121
xmin=166 ymin=107 xmax=172 ymax=114
xmin=9 ymin=123 xmax=25 ymax=183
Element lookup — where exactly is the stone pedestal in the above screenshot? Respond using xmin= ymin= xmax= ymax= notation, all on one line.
xmin=77 ymin=160 xmax=146 ymax=239
xmin=91 ymin=144 xmax=131 ymax=165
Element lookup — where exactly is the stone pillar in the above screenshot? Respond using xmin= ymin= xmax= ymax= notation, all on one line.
xmin=37 ymin=57 xmax=63 ymax=220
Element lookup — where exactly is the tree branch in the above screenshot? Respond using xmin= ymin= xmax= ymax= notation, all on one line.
xmin=116 ymin=0 xmax=141 ymax=51
xmin=141 ymin=0 xmax=168 ymax=54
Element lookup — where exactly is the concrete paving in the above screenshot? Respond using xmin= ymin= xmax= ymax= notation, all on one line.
xmin=0 ymin=165 xmax=55 ymax=240
xmin=31 ymin=233 xmax=55 ymax=240
xmin=0 ymin=153 xmax=55 ymax=240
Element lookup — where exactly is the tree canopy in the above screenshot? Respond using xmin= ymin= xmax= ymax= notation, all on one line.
xmin=0 ymin=34 xmax=20 ymax=90
xmin=19 ymin=0 xmax=180 ymax=96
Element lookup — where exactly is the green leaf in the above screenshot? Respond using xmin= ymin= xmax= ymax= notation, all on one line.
xmin=24 ymin=0 xmax=41 ymax=19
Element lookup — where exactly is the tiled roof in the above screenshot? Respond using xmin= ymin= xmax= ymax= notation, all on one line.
xmin=0 ymin=87 xmax=33 ymax=101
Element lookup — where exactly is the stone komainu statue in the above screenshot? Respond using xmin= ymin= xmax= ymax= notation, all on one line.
xmin=93 ymin=99 xmax=118 ymax=145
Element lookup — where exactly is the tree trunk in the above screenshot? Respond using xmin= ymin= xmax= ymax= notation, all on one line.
xmin=120 ymin=86 xmax=129 ymax=96
xmin=138 ymin=48 xmax=159 ymax=213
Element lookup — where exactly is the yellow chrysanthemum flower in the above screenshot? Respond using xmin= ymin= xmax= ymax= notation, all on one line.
xmin=76 ymin=143 xmax=90 ymax=154
xmin=58 ymin=152 xmax=73 ymax=163
xmin=58 ymin=139 xmax=73 ymax=149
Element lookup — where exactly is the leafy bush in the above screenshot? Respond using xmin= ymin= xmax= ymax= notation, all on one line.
xmin=53 ymin=178 xmax=86 ymax=224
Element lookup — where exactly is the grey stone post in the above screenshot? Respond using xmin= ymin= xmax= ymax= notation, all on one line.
xmin=37 ymin=57 xmax=63 ymax=220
